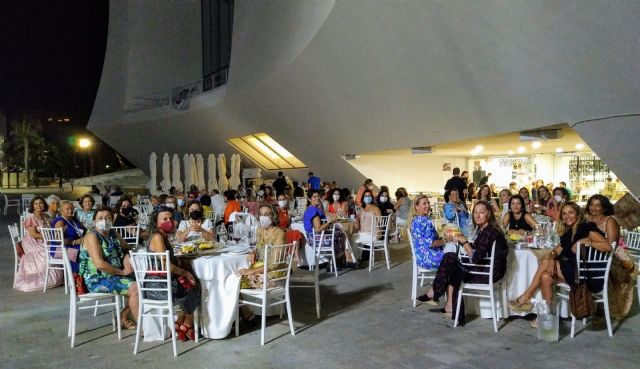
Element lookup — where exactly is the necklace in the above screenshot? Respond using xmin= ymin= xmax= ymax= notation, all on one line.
xmin=64 ymin=217 xmax=84 ymax=236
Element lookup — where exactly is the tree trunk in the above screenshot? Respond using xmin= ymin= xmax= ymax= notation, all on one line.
xmin=24 ymin=137 xmax=29 ymax=188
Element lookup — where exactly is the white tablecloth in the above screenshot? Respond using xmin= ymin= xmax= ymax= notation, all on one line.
xmin=142 ymin=253 xmax=249 ymax=341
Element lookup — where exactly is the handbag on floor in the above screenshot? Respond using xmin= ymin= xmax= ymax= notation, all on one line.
xmin=569 ymin=245 xmax=592 ymax=319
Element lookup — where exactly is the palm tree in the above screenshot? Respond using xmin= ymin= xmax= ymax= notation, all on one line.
xmin=11 ymin=116 xmax=43 ymax=188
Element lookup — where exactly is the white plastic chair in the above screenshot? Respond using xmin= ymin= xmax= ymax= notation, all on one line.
xmin=41 ymin=227 xmax=68 ymax=293
xmin=21 ymin=194 xmax=35 ymax=214
xmin=555 ymin=242 xmax=616 ymax=337
xmin=8 ymin=224 xmax=21 ymax=289
xmin=235 ymin=242 xmax=296 ymax=345
xmin=112 ymin=225 xmax=140 ymax=250
xmin=624 ymin=230 xmax=640 ymax=304
xmin=407 ymin=231 xmax=437 ymax=307
xmin=290 ymin=239 xmax=321 ymax=319
xmin=356 ymin=215 xmax=391 ymax=271
xmin=453 ymin=241 xmax=504 ymax=332
xmin=1 ymin=193 xmax=20 ymax=215
xmin=310 ymin=223 xmax=338 ymax=277
xmin=62 ymin=251 xmax=122 ymax=347
xmin=129 ymin=250 xmax=199 ymax=357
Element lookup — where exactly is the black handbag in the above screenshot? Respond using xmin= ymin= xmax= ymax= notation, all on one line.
xmin=569 ymin=245 xmax=593 ymax=319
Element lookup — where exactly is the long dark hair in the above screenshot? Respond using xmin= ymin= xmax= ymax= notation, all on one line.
xmin=148 ymin=205 xmax=175 ymax=234
xmin=508 ymin=194 xmax=527 ymax=215
xmin=586 ymin=194 xmax=614 ymax=216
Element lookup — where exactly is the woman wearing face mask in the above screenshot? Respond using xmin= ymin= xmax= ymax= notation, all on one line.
xmin=79 ymin=206 xmax=139 ymax=330
xmin=376 ymin=190 xmax=395 ymax=215
xmin=326 ymin=189 xmax=348 ymax=217
xmin=552 ymin=187 xmax=570 ymax=211
xmin=536 ymin=186 xmax=558 ymax=220
xmin=354 ymin=189 xmax=382 ymax=265
xmin=145 ymin=206 xmax=201 ymax=341
xmin=113 ymin=196 xmax=139 ymax=227
xmin=52 ymin=200 xmax=87 ymax=273
xmin=355 ymin=179 xmax=376 ymax=207
xmin=176 ymin=200 xmax=214 ymax=242
xmin=164 ymin=195 xmax=183 ymax=222
xmin=14 ymin=196 xmax=64 ymax=292
xmin=276 ymin=194 xmax=291 ymax=229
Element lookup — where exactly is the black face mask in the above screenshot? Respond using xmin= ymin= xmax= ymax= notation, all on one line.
xmin=122 ymin=207 xmax=132 ymax=216
xmin=189 ymin=210 xmax=203 ymax=220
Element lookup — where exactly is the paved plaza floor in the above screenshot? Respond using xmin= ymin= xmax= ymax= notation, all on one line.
xmin=1 ymin=212 xmax=638 ymax=369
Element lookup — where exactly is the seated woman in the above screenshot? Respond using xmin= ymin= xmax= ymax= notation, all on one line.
xmin=45 ymin=194 xmax=61 ymax=218
xmin=497 ymin=189 xmax=512 ymax=220
xmin=79 ymin=206 xmax=139 ymax=329
xmin=552 ymin=186 xmax=570 ymax=211
xmin=354 ymin=189 xmax=383 ymax=264
xmin=113 ymin=196 xmax=139 ymax=227
xmin=199 ymin=194 xmax=213 ymax=217
xmin=326 ymin=188 xmax=348 ymax=217
xmin=223 ymin=190 xmax=242 ymax=225
xmin=177 ymin=200 xmax=215 ymax=242
xmin=145 ymin=206 xmax=201 ymax=341
xmin=262 ymin=186 xmax=276 ymax=205
xmin=52 ymin=200 xmax=87 ymax=273
xmin=585 ymin=194 xmax=619 ymax=245
xmin=75 ymin=193 xmax=96 ymax=229
xmin=509 ymin=202 xmax=610 ymax=313
xmin=467 ymin=183 xmax=477 ymax=202
xmin=244 ymin=188 xmax=260 ymax=217
xmin=536 ymin=185 xmax=559 ymax=220
xmin=410 ymin=195 xmax=447 ymax=272
xmin=276 ymin=194 xmax=292 ymax=229
xmin=394 ymin=188 xmax=411 ymax=228
xmin=502 ymin=195 xmax=537 ymax=235
xmin=164 ymin=195 xmax=183 ymax=222
xmin=443 ymin=189 xmax=469 ymax=232
xmin=14 ymin=196 xmax=64 ymax=292
xmin=417 ymin=201 xmax=508 ymax=319
xmin=477 ymin=185 xmax=500 ymax=213
xmin=303 ymin=190 xmax=357 ymax=268
xmin=518 ymin=187 xmax=534 ymax=214
xmin=376 ymin=189 xmax=395 ymax=216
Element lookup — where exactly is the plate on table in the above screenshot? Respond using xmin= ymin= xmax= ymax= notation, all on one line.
xmin=223 ymin=244 xmax=251 ymax=255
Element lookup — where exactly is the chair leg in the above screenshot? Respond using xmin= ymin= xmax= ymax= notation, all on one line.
xmin=115 ymin=296 xmax=122 ymax=340
xmin=235 ymin=304 xmax=240 ymax=337
xmin=490 ymin=286 xmax=498 ymax=333
xmin=315 ymin=267 xmax=321 ymax=320
xmin=261 ymin=299 xmax=267 ymax=346
xmin=331 ymin=249 xmax=338 ymax=277
xmin=286 ymin=290 xmax=295 ymax=336
xmin=570 ymin=315 xmax=576 ymax=338
xmin=63 ymin=269 xmax=68 ymax=294
xmin=169 ymin=307 xmax=177 ymax=357
xmin=412 ymin=268 xmax=418 ymax=308
xmin=454 ymin=286 xmax=464 ymax=328
xmin=602 ymin=301 xmax=613 ymax=337
xmin=93 ymin=301 xmax=99 ymax=316
xmin=194 ymin=308 xmax=200 ymax=343
xmin=384 ymin=244 xmax=390 ymax=270
xmin=369 ymin=246 xmax=374 ymax=272
xmin=133 ymin=306 xmax=143 ymax=355
xmin=70 ymin=302 xmax=77 ymax=348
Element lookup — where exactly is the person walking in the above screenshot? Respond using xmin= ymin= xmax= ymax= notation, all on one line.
xmin=58 ymin=177 xmax=64 ymax=193
xmin=444 ymin=167 xmax=467 ymax=201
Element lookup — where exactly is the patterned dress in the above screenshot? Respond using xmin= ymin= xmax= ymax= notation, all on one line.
xmin=241 ymin=226 xmax=287 ymax=289
xmin=410 ymin=215 xmax=443 ymax=269
xmin=79 ymin=230 xmax=133 ymax=295
xmin=15 ymin=213 xmax=63 ymax=292
xmin=75 ymin=209 xmax=96 ymax=230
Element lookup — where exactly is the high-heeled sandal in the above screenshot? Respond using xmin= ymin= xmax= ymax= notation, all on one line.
xmin=180 ymin=324 xmax=196 ymax=341
xmin=508 ymin=296 xmax=534 ymax=312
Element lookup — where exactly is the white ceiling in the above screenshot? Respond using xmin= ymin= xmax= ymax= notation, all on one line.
xmin=88 ymin=0 xmax=640 ymax=194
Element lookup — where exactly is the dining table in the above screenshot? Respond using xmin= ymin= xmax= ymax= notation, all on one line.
xmin=142 ymin=242 xmax=251 ymax=341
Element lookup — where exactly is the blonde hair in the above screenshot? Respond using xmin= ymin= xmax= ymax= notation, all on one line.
xmin=408 ymin=194 xmax=429 ymax=227
xmin=555 ymin=202 xmax=585 ymax=237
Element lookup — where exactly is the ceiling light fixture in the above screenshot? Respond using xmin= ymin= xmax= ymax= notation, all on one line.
xmin=507 ymin=150 xmax=514 ymax=155
xmin=475 ymin=145 xmax=484 ymax=152
xmin=470 ymin=149 xmax=478 ymax=156
xmin=556 ymin=147 xmax=564 ymax=153
xmin=517 ymin=146 xmax=526 ymax=153
xmin=575 ymin=143 xmax=585 ymax=150
xmin=531 ymin=141 xmax=542 ymax=149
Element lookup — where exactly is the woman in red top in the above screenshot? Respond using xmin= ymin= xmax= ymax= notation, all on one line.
xmin=262 ymin=186 xmax=276 ymax=205
xmin=276 ymin=194 xmax=291 ymax=229
xmin=326 ymin=188 xmax=348 ymax=218
xmin=223 ymin=190 xmax=242 ymax=224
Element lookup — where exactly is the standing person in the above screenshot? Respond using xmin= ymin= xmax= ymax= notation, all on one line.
xmin=292 ymin=181 xmax=305 ymax=198
xmin=467 ymin=183 xmax=477 ymax=202
xmin=444 ymin=168 xmax=467 ymax=200
xmin=70 ymin=178 xmax=74 ymax=192
xmin=479 ymin=173 xmax=492 ymax=186
xmin=355 ymin=179 xmax=376 ymax=207
xmin=559 ymin=181 xmax=573 ymax=199
xmin=272 ymin=171 xmax=287 ymax=196
xmin=307 ymin=172 xmax=321 ymax=191
xmin=58 ymin=177 xmax=64 ymax=193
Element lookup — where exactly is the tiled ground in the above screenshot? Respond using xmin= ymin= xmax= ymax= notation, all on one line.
xmin=1 ymin=212 xmax=638 ymax=369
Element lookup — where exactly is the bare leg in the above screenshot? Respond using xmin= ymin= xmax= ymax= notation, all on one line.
xmin=127 ymin=283 xmax=139 ymax=322
xmin=444 ymin=285 xmax=454 ymax=312
xmin=516 ymin=258 xmax=557 ymax=303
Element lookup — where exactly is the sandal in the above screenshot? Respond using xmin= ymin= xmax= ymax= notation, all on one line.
xmin=530 ymin=318 xmax=538 ymax=328
xmin=121 ymin=319 xmax=137 ymax=330
xmin=416 ymin=294 xmax=439 ymax=306
xmin=440 ymin=308 xmax=453 ymax=319
xmin=508 ymin=297 xmax=534 ymax=312
xmin=180 ymin=324 xmax=196 ymax=341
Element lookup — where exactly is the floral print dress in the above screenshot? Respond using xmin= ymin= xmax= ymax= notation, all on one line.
xmin=410 ymin=215 xmax=443 ymax=269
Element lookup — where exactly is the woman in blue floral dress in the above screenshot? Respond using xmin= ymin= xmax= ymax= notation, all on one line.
xmin=410 ymin=195 xmax=446 ymax=270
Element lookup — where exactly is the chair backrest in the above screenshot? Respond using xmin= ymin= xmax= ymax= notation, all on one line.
xmin=62 ymin=248 xmax=79 ymax=299
xmin=311 ymin=222 xmax=336 ymax=252
xmin=8 ymin=224 xmax=21 ymax=275
xmin=19 ymin=214 xmax=26 ymax=238
xmin=458 ymin=240 xmax=496 ymax=281
xmin=407 ymin=231 xmax=419 ymax=269
xmin=575 ymin=242 xmax=615 ymax=284
xmin=112 ymin=225 xmax=140 ymax=249
xmin=129 ymin=251 xmax=172 ymax=303
xmin=260 ymin=242 xmax=296 ymax=292
xmin=369 ymin=215 xmax=391 ymax=242
xmin=41 ymin=227 xmax=65 ymax=265
xmin=624 ymin=230 xmax=640 ymax=252
xmin=205 ymin=210 xmax=215 ymax=221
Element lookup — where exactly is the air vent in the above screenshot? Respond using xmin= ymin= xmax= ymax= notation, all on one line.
xmin=411 ymin=146 xmax=433 ymax=154
xmin=344 ymin=154 xmax=358 ymax=160
xmin=520 ymin=129 xmax=563 ymax=141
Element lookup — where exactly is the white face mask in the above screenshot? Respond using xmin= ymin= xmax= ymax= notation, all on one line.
xmin=333 ymin=194 xmax=341 ymax=201
xmin=165 ymin=203 xmax=175 ymax=209
xmin=554 ymin=195 xmax=563 ymax=202
xmin=95 ymin=219 xmax=112 ymax=232
xmin=278 ymin=200 xmax=287 ymax=208
xmin=259 ymin=215 xmax=272 ymax=227
xmin=379 ymin=196 xmax=388 ymax=203
xmin=363 ymin=196 xmax=373 ymax=205
xmin=177 ymin=199 xmax=185 ymax=207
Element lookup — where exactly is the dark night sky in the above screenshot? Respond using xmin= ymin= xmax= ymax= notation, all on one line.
xmin=0 ymin=0 xmax=109 ymax=125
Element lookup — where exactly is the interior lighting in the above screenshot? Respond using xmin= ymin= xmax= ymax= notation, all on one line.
xmin=507 ymin=150 xmax=514 ymax=155
xmin=228 ymin=133 xmax=306 ymax=170
xmin=531 ymin=141 xmax=542 ymax=149
xmin=517 ymin=146 xmax=526 ymax=153
xmin=555 ymin=147 xmax=564 ymax=153
xmin=470 ymin=149 xmax=478 ymax=156
xmin=575 ymin=143 xmax=585 ymax=150
xmin=474 ymin=145 xmax=484 ymax=152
